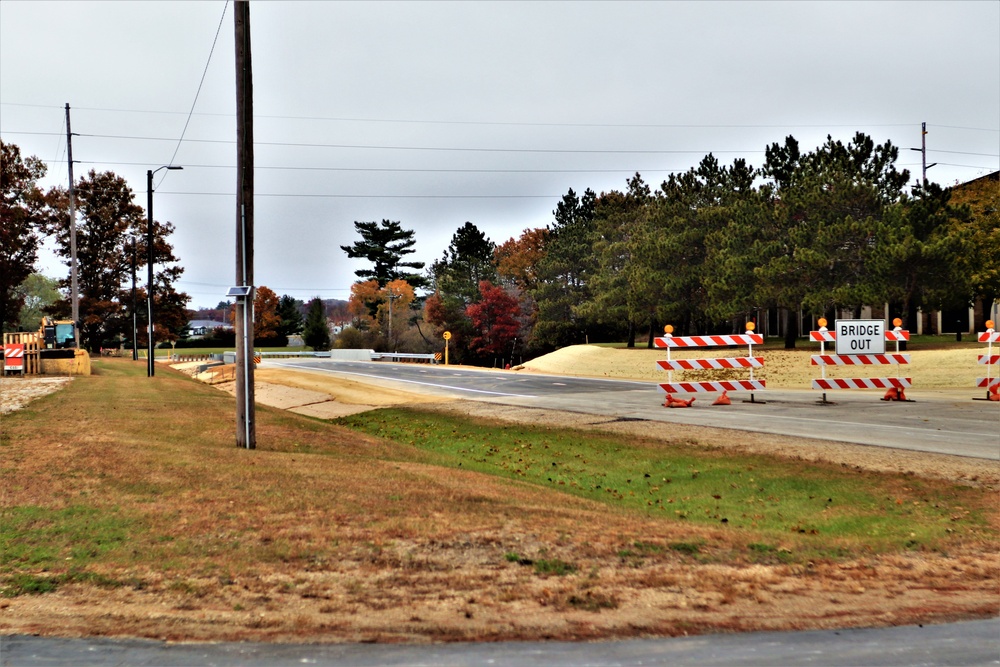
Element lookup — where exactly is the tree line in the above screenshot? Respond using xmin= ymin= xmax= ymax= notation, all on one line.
xmin=342 ymin=132 xmax=997 ymax=360
xmin=1 ymin=140 xmax=189 ymax=350
xmin=5 ymin=133 xmax=996 ymax=360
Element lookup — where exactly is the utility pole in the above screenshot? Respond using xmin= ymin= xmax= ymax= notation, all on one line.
xmin=131 ymin=236 xmax=138 ymax=361
xmin=910 ymin=122 xmax=938 ymax=186
xmin=234 ymin=0 xmax=256 ymax=449
xmin=386 ymin=289 xmax=400 ymax=351
xmin=65 ymin=104 xmax=80 ymax=348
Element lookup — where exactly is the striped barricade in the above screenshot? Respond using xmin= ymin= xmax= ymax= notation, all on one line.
xmin=975 ymin=322 xmax=998 ymax=400
xmin=656 ymin=357 xmax=764 ymax=371
xmin=661 ymin=379 xmax=767 ymax=393
xmin=810 ymin=318 xmax=911 ymax=402
xmin=811 ymin=354 xmax=910 ymax=366
xmin=813 ymin=377 xmax=912 ymax=391
xmin=654 ymin=334 xmax=763 ymax=349
xmin=655 ymin=325 xmax=765 ymax=404
xmin=4 ymin=343 xmax=25 ymax=373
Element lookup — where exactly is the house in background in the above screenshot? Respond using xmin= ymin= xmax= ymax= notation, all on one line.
xmin=187 ymin=320 xmax=233 ymax=339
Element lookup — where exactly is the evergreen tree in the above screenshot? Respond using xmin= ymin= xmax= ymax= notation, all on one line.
xmin=340 ymin=219 xmax=427 ymax=290
xmin=431 ymin=222 xmax=497 ymax=305
xmin=277 ymin=294 xmax=304 ymax=337
xmin=302 ymin=297 xmax=331 ymax=350
xmin=530 ymin=187 xmax=598 ymax=349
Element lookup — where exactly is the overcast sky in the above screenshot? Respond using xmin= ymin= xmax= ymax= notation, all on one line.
xmin=2 ymin=1 xmax=998 ymax=308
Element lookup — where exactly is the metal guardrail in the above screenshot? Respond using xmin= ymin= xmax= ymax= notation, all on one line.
xmin=206 ymin=350 xmax=438 ymax=363
xmin=370 ymin=352 xmax=439 ymax=363
xmin=258 ymin=351 xmax=329 ymax=358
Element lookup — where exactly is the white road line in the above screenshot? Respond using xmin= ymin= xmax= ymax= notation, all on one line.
xmin=271 ymin=362 xmax=537 ymax=398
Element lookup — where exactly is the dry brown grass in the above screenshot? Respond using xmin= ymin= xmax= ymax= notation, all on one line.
xmin=0 ymin=358 xmax=997 ymax=644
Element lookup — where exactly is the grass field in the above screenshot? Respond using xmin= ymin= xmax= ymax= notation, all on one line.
xmin=1 ymin=358 xmax=997 ymax=642
xmin=335 ymin=408 xmax=991 ymax=558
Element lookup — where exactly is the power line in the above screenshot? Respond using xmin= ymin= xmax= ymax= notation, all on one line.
xmin=50 ymin=159 xmax=688 ymax=175
xmin=930 ymin=124 xmax=1000 ymax=133
xmin=8 ymin=130 xmax=998 ymax=158
xmin=159 ymin=191 xmax=561 ymax=199
xmin=0 ymin=102 xmax=931 ymax=131
xmin=158 ymin=0 xmax=230 ymax=188
xmin=7 ymin=130 xmax=769 ymax=154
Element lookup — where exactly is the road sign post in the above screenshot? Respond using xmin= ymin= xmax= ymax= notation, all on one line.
xmin=443 ymin=331 xmax=451 ymax=366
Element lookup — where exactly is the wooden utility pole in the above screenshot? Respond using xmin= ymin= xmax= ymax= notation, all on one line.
xmin=65 ymin=104 xmax=80 ymax=348
xmin=910 ymin=122 xmax=937 ymax=186
xmin=234 ymin=0 xmax=256 ymax=449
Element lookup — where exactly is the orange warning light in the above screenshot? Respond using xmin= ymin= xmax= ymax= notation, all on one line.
xmin=745 ymin=321 xmax=755 ymax=332
xmin=664 ymin=325 xmax=674 ymax=334
xmin=818 ymin=318 xmax=828 ymax=328
xmin=987 ymin=320 xmax=996 ymax=330
xmin=892 ymin=318 xmax=902 ymax=327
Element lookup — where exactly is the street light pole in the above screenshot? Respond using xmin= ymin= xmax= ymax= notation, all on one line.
xmin=146 ymin=165 xmax=182 ymax=377
xmin=131 ymin=236 xmax=138 ymax=361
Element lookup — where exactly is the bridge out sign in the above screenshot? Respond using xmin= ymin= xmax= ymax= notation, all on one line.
xmin=835 ymin=319 xmax=885 ymax=355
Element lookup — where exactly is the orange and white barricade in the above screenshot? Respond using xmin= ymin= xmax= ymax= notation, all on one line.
xmin=4 ymin=342 xmax=25 ymax=375
xmin=975 ymin=320 xmax=999 ymax=401
xmin=810 ymin=317 xmax=911 ymax=403
xmin=654 ymin=323 xmax=765 ymax=406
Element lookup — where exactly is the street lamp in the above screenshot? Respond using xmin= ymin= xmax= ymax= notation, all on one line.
xmin=147 ymin=165 xmax=182 ymax=377
xmin=131 ymin=235 xmax=139 ymax=361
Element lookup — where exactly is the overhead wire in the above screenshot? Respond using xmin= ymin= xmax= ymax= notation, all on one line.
xmin=0 ymin=102 xmax=936 ymax=131
xmin=7 ymin=130 xmax=998 ymax=159
xmin=157 ymin=0 xmax=230 ymax=189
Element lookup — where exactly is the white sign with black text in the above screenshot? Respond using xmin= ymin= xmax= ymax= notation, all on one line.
xmin=835 ymin=319 xmax=885 ymax=355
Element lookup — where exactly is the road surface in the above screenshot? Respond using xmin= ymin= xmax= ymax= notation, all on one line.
xmin=3 ymin=618 xmax=998 ymax=666
xmin=270 ymin=359 xmax=1000 ymax=460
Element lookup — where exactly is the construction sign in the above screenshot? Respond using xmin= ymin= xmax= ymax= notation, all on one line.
xmin=4 ymin=343 xmax=25 ymax=371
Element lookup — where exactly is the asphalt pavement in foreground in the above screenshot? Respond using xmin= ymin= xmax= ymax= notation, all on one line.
xmin=3 ymin=618 xmax=998 ymax=666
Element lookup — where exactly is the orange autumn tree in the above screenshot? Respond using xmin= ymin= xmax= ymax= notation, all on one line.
xmin=229 ymin=285 xmax=282 ymax=343
xmin=348 ymin=279 xmax=415 ymax=341
xmin=494 ymin=227 xmax=549 ymax=291
xmin=253 ymin=286 xmax=282 ymax=341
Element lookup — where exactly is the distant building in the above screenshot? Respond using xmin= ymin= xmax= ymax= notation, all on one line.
xmin=187 ymin=320 xmax=233 ymax=338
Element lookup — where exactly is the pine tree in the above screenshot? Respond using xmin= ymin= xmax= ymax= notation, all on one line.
xmin=302 ymin=297 xmax=331 ymax=350
xmin=340 ymin=220 xmax=427 ymax=289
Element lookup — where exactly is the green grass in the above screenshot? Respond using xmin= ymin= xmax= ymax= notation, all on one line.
xmin=335 ymin=408 xmax=993 ymax=555
xmin=0 ymin=505 xmax=138 ymax=569
xmin=0 ymin=505 xmax=138 ymax=596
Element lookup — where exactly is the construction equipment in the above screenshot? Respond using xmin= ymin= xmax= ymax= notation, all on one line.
xmin=3 ymin=317 xmax=90 ymax=376
xmin=40 ymin=317 xmax=77 ymax=350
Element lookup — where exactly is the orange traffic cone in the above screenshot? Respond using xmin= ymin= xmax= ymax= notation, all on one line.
xmin=881 ymin=387 xmax=907 ymax=401
xmin=665 ymin=395 xmax=695 ymax=408
xmin=989 ymin=386 xmax=999 ymax=402
xmin=712 ymin=391 xmax=731 ymax=406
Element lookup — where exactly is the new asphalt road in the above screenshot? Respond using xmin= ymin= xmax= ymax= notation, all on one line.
xmin=271 ymin=359 xmax=1000 ymax=460
xmin=3 ymin=618 xmax=998 ymax=666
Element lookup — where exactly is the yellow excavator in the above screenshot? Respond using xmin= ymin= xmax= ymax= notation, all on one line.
xmin=2 ymin=317 xmax=90 ymax=376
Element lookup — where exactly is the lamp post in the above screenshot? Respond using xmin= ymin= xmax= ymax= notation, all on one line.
xmin=147 ymin=165 xmax=182 ymax=377
xmin=131 ymin=235 xmax=139 ymax=361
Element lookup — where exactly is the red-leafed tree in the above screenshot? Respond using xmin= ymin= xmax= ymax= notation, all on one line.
xmin=465 ymin=281 xmax=521 ymax=359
